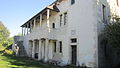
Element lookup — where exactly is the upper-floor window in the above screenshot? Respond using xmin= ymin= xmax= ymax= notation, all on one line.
xmin=102 ymin=4 xmax=106 ymax=23
xmin=116 ymin=0 xmax=119 ymax=7
xmin=64 ymin=12 xmax=67 ymax=25
xmin=60 ymin=14 xmax=62 ymax=27
xmin=52 ymin=23 xmax=55 ymax=28
xmin=71 ymin=0 xmax=75 ymax=5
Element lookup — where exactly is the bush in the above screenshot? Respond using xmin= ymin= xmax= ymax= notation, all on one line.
xmin=104 ymin=23 xmax=120 ymax=51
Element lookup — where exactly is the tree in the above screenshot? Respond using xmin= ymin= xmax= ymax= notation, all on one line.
xmin=0 ymin=21 xmax=11 ymax=47
xmin=104 ymin=21 xmax=120 ymax=51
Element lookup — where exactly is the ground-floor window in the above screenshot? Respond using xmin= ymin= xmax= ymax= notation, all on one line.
xmin=59 ymin=41 xmax=62 ymax=53
xmin=54 ymin=42 xmax=56 ymax=52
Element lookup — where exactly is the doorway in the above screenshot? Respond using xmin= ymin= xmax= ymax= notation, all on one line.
xmin=71 ymin=45 xmax=77 ymax=65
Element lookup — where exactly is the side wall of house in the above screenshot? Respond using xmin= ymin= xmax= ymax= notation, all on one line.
xmin=68 ymin=0 xmax=98 ymax=67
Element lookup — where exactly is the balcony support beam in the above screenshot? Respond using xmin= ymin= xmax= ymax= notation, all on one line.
xmin=47 ymin=9 xmax=50 ymax=32
xmin=34 ymin=18 xmax=36 ymax=28
xmin=32 ymin=40 xmax=35 ymax=58
xmin=24 ymin=27 xmax=26 ymax=36
xmin=38 ymin=39 xmax=42 ymax=60
xmin=40 ymin=14 xmax=42 ymax=27
xmin=22 ymin=27 xmax=24 ymax=36
xmin=44 ymin=38 xmax=49 ymax=62
xmin=30 ymin=21 xmax=32 ymax=33
xmin=27 ymin=23 xmax=29 ymax=35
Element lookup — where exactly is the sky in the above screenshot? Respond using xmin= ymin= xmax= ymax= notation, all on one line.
xmin=0 ymin=0 xmax=55 ymax=37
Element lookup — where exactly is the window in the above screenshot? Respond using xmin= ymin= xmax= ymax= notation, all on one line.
xmin=60 ymin=14 xmax=62 ymax=27
xmin=71 ymin=38 xmax=77 ymax=43
xmin=71 ymin=0 xmax=75 ymax=5
xmin=64 ymin=12 xmax=67 ymax=25
xmin=116 ymin=0 xmax=119 ymax=6
xmin=54 ymin=42 xmax=56 ymax=52
xmin=52 ymin=23 xmax=55 ymax=28
xmin=102 ymin=4 xmax=106 ymax=23
xmin=59 ymin=41 xmax=62 ymax=53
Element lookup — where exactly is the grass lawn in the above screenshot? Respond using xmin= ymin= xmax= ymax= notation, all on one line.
xmin=0 ymin=51 xmax=80 ymax=68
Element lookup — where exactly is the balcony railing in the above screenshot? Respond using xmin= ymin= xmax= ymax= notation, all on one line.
xmin=29 ymin=27 xmax=57 ymax=40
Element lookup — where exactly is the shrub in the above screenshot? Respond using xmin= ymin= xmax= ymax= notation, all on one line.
xmin=104 ymin=23 xmax=120 ymax=51
xmin=3 ymin=49 xmax=14 ymax=55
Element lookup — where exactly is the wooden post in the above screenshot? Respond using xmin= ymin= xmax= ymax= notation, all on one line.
xmin=40 ymin=14 xmax=42 ymax=27
xmin=45 ymin=39 xmax=49 ymax=62
xmin=22 ymin=27 xmax=23 ymax=36
xmin=24 ymin=27 xmax=26 ymax=36
xmin=32 ymin=40 xmax=35 ymax=58
xmin=27 ymin=23 xmax=29 ymax=34
xmin=38 ymin=39 xmax=42 ymax=60
xmin=34 ymin=18 xmax=36 ymax=28
xmin=47 ymin=9 xmax=50 ymax=32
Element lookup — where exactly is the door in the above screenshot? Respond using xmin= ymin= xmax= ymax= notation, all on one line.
xmin=71 ymin=45 xmax=77 ymax=65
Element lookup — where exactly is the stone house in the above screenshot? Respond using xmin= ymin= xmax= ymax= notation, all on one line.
xmin=13 ymin=0 xmax=120 ymax=68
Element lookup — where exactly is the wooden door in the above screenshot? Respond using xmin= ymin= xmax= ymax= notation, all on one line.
xmin=71 ymin=45 xmax=77 ymax=65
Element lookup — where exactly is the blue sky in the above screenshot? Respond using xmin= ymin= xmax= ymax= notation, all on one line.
xmin=0 ymin=0 xmax=55 ymax=37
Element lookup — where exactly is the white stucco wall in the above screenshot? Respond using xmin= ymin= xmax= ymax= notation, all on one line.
xmin=67 ymin=0 xmax=98 ymax=67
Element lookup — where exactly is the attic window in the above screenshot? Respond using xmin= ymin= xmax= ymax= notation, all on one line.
xmin=71 ymin=0 xmax=75 ymax=5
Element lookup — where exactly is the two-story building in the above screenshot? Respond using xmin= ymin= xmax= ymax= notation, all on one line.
xmin=14 ymin=0 xmax=120 ymax=68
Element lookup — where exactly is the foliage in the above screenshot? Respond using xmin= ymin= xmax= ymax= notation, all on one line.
xmin=3 ymin=37 xmax=13 ymax=47
xmin=3 ymin=49 xmax=14 ymax=56
xmin=104 ymin=22 xmax=120 ymax=51
xmin=0 ymin=21 xmax=13 ymax=49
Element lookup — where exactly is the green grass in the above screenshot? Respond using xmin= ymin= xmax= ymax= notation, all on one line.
xmin=0 ymin=51 xmax=80 ymax=68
